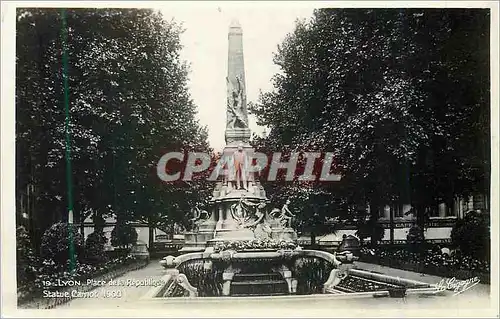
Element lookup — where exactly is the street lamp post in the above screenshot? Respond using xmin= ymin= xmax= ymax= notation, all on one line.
xmin=61 ymin=8 xmax=76 ymax=274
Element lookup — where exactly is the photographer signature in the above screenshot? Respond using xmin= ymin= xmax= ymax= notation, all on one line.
xmin=436 ymin=276 xmax=480 ymax=296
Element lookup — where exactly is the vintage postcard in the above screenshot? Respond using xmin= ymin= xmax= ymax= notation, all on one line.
xmin=1 ymin=1 xmax=498 ymax=317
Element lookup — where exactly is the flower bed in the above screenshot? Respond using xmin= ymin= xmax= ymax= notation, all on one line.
xmin=213 ymin=239 xmax=297 ymax=253
xmin=18 ymin=255 xmax=148 ymax=309
xmin=359 ymin=247 xmax=490 ymax=284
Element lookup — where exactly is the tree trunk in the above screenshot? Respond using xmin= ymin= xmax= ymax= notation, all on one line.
xmin=310 ymin=232 xmax=316 ymax=248
xmin=170 ymin=224 xmax=175 ymax=240
xmin=370 ymin=232 xmax=377 ymax=247
xmin=449 ymin=197 xmax=455 ymax=218
xmin=416 ymin=204 xmax=426 ymax=229
xmin=79 ymin=210 xmax=86 ymax=239
xmin=148 ymin=217 xmax=154 ymax=249
xmin=93 ymin=211 xmax=105 ymax=234
xmin=369 ymin=199 xmax=380 ymax=247
xmin=389 ymin=204 xmax=394 ymax=246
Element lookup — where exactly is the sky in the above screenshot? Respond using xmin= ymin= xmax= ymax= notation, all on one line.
xmin=158 ymin=4 xmax=315 ymax=151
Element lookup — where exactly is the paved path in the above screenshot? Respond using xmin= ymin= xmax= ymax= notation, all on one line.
xmin=49 ymin=260 xmax=493 ymax=317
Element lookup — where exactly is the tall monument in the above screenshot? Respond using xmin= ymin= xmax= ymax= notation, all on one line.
xmin=164 ymin=22 xmax=357 ymax=299
xmin=179 ymin=20 xmax=297 ymax=252
xmin=225 ymin=19 xmax=251 ymax=144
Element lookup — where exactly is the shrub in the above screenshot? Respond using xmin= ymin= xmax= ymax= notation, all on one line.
xmin=16 ymin=226 xmax=40 ymax=288
xmin=359 ymin=246 xmax=490 ymax=275
xmin=451 ymin=211 xmax=490 ymax=261
xmin=40 ymin=222 xmax=84 ymax=265
xmin=110 ymin=222 xmax=138 ymax=248
xmin=85 ymin=231 xmax=108 ymax=265
xmin=34 ymin=255 xmax=141 ymax=290
xmin=34 ymin=259 xmax=97 ymax=290
xmin=407 ymin=225 xmax=425 ymax=244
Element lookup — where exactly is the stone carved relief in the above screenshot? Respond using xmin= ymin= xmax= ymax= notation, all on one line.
xmin=227 ymin=196 xmax=276 ymax=240
xmin=226 ymin=76 xmax=248 ymax=129
xmin=230 ymin=196 xmax=266 ymax=229
xmin=254 ymin=222 xmax=273 ymax=240
xmin=230 ymin=199 xmax=247 ymax=227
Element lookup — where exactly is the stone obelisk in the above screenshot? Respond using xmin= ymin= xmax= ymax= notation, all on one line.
xmin=180 ymin=20 xmax=289 ymax=252
xmin=225 ymin=19 xmax=251 ymax=145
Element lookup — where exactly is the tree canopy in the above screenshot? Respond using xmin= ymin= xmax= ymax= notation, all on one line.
xmin=250 ymin=9 xmax=490 ymax=226
xmin=16 ymin=8 xmax=213 ymax=248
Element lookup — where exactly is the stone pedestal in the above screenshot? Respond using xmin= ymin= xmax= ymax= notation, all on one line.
xmin=197 ymin=230 xmax=215 ymax=243
xmin=208 ymin=190 xmax=268 ymax=243
xmin=271 ymin=228 xmax=298 ymax=241
xmin=198 ymin=212 xmax=217 ymax=232
xmin=225 ymin=128 xmax=251 ymax=144
xmin=182 ymin=232 xmax=197 ymax=245
xmin=221 ymin=207 xmax=239 ymax=231
xmin=178 ymin=20 xmax=295 ymax=254
xmin=179 ymin=232 xmax=205 ymax=253
xmin=212 ymin=228 xmax=255 ymax=242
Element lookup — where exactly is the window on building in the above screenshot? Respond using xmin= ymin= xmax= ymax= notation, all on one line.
xmin=394 ymin=204 xmax=404 ymax=218
xmin=446 ymin=202 xmax=457 ymax=217
xmin=427 ymin=206 xmax=439 ymax=217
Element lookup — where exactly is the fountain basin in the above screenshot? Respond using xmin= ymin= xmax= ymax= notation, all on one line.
xmin=142 ymin=268 xmax=443 ymax=300
xmin=151 ymin=246 xmax=439 ymax=300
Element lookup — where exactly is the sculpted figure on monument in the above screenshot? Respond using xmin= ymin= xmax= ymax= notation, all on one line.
xmin=269 ymin=199 xmax=296 ymax=228
xmin=188 ymin=206 xmax=210 ymax=231
xmin=188 ymin=208 xmax=200 ymax=232
xmin=231 ymin=144 xmax=249 ymax=190
xmin=241 ymin=200 xmax=266 ymax=226
xmin=226 ymin=76 xmax=248 ymax=129
xmin=230 ymin=196 xmax=249 ymax=227
xmin=254 ymin=222 xmax=273 ymax=240
xmin=243 ymin=201 xmax=272 ymax=239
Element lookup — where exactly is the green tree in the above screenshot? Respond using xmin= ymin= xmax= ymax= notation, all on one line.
xmin=84 ymin=231 xmax=108 ymax=265
xmin=110 ymin=221 xmax=138 ymax=249
xmin=40 ymin=222 xmax=84 ymax=264
xmin=250 ymin=9 xmax=489 ymax=238
xmin=16 ymin=9 xmax=213 ymax=252
xmin=451 ymin=211 xmax=490 ymax=260
xmin=16 ymin=226 xmax=40 ymax=288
